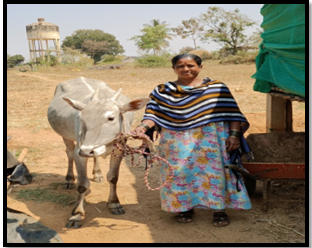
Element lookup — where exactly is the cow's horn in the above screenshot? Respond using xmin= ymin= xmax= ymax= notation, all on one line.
xmin=112 ymin=88 xmax=122 ymax=101
xmin=91 ymin=88 xmax=100 ymax=101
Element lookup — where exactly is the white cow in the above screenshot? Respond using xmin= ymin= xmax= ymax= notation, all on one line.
xmin=47 ymin=77 xmax=149 ymax=228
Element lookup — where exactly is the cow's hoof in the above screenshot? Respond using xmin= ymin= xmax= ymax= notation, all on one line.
xmin=65 ymin=214 xmax=84 ymax=229
xmin=93 ymin=175 xmax=105 ymax=183
xmin=63 ymin=182 xmax=75 ymax=189
xmin=108 ymin=202 xmax=125 ymax=215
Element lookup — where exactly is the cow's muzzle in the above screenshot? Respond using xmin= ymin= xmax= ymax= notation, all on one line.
xmin=79 ymin=145 xmax=106 ymax=157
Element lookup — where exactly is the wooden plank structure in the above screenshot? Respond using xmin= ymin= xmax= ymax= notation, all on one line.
xmin=242 ymin=130 xmax=305 ymax=211
xmin=266 ymin=87 xmax=305 ymax=133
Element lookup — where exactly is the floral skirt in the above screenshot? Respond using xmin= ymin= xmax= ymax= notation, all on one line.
xmin=158 ymin=121 xmax=252 ymax=213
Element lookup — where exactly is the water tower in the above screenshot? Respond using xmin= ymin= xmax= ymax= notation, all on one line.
xmin=26 ymin=18 xmax=61 ymax=63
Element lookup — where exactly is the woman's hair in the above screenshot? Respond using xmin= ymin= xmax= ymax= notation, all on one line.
xmin=171 ymin=53 xmax=202 ymax=67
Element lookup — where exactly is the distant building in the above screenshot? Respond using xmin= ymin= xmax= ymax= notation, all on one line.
xmin=26 ymin=18 xmax=61 ymax=63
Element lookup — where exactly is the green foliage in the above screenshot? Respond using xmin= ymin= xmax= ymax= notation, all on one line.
xmin=7 ymin=54 xmax=25 ymax=68
xmin=36 ymin=55 xmax=59 ymax=67
xmin=135 ymin=55 xmax=171 ymax=68
xmin=200 ymin=7 xmax=258 ymax=55
xmin=61 ymin=29 xmax=125 ymax=63
xmin=49 ymin=55 xmax=59 ymax=66
xmin=130 ymin=19 xmax=174 ymax=55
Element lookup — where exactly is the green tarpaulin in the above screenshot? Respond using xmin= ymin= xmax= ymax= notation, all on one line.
xmin=251 ymin=4 xmax=305 ymax=98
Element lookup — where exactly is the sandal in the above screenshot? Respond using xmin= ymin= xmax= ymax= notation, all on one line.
xmin=175 ymin=209 xmax=194 ymax=223
xmin=212 ymin=212 xmax=230 ymax=227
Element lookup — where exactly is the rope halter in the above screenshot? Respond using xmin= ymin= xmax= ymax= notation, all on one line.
xmin=112 ymin=132 xmax=174 ymax=191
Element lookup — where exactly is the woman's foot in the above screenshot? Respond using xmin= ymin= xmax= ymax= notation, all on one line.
xmin=212 ymin=212 xmax=230 ymax=227
xmin=175 ymin=209 xmax=194 ymax=223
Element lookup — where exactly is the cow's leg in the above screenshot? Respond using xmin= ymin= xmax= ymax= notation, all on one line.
xmin=106 ymin=149 xmax=125 ymax=215
xmin=65 ymin=150 xmax=90 ymax=229
xmin=92 ymin=157 xmax=104 ymax=182
xmin=62 ymin=138 xmax=75 ymax=189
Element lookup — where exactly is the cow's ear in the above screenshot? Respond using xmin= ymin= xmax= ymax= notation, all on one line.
xmin=63 ymin=97 xmax=86 ymax=111
xmin=120 ymin=98 xmax=150 ymax=113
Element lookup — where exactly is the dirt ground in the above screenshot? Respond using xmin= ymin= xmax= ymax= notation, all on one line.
xmin=6 ymin=63 xmax=306 ymax=244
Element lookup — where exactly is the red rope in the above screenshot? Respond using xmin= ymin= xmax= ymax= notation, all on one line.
xmin=112 ymin=132 xmax=174 ymax=191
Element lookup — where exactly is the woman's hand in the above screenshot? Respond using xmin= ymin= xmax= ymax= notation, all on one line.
xmin=225 ymin=136 xmax=240 ymax=151
xmin=133 ymin=125 xmax=147 ymax=137
xmin=133 ymin=121 xmax=155 ymax=138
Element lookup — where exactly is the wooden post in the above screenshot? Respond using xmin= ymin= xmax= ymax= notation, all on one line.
xmin=28 ymin=40 xmax=33 ymax=62
xmin=40 ymin=39 xmax=44 ymax=60
xmin=285 ymin=99 xmax=293 ymax=132
xmin=56 ymin=38 xmax=61 ymax=62
xmin=266 ymin=94 xmax=287 ymax=133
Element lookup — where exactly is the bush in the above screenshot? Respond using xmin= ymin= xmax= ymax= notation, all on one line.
xmin=99 ymin=55 xmax=125 ymax=64
xmin=210 ymin=51 xmax=221 ymax=60
xmin=18 ymin=65 xmax=31 ymax=72
xmin=220 ymin=51 xmax=257 ymax=64
xmin=7 ymin=54 xmax=25 ymax=68
xmin=135 ymin=55 xmax=171 ymax=68
xmin=61 ymin=47 xmax=94 ymax=68
xmin=74 ymin=56 xmax=94 ymax=67
xmin=101 ymin=55 xmax=115 ymax=63
xmin=36 ymin=55 xmax=59 ymax=67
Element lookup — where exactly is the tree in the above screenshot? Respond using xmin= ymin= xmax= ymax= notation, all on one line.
xmin=200 ymin=7 xmax=257 ymax=55
xmin=61 ymin=29 xmax=125 ymax=62
xmin=247 ymin=28 xmax=263 ymax=49
xmin=130 ymin=19 xmax=174 ymax=55
xmin=82 ymin=40 xmax=110 ymax=62
xmin=7 ymin=54 xmax=25 ymax=68
xmin=172 ymin=18 xmax=204 ymax=50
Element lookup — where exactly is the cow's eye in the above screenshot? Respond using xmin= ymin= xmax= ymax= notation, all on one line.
xmin=108 ymin=117 xmax=114 ymax=121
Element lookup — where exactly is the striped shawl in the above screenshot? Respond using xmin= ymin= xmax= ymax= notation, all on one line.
xmin=143 ymin=78 xmax=249 ymax=132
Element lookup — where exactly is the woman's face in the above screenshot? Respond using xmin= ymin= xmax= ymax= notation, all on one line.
xmin=172 ymin=58 xmax=202 ymax=79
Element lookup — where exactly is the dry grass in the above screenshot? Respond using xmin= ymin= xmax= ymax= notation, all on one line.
xmin=7 ymin=61 xmax=305 ymax=135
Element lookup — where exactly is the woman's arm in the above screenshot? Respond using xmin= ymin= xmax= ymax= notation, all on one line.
xmin=226 ymin=121 xmax=241 ymax=151
xmin=229 ymin=121 xmax=241 ymax=131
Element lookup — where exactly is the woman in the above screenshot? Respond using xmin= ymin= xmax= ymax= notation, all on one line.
xmin=133 ymin=54 xmax=251 ymax=227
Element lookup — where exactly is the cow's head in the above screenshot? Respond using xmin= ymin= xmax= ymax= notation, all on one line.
xmin=63 ymin=88 xmax=149 ymax=157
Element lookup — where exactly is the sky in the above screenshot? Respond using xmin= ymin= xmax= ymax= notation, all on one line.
xmin=7 ymin=4 xmax=264 ymax=62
